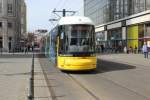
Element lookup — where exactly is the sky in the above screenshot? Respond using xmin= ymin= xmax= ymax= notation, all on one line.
xmin=25 ymin=0 xmax=83 ymax=32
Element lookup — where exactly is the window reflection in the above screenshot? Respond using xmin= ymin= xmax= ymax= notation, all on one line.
xmin=59 ymin=25 xmax=95 ymax=54
xmin=84 ymin=0 xmax=150 ymax=26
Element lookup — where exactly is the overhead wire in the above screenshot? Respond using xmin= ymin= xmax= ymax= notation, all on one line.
xmin=59 ymin=0 xmax=68 ymax=10
xmin=49 ymin=0 xmax=65 ymax=28
xmin=63 ymin=0 xmax=71 ymax=10
xmin=49 ymin=0 xmax=84 ymax=31
xmin=65 ymin=0 xmax=83 ymax=16
xmin=75 ymin=5 xmax=84 ymax=16
xmin=54 ymin=0 xmax=62 ymax=10
xmin=49 ymin=0 xmax=83 ymax=27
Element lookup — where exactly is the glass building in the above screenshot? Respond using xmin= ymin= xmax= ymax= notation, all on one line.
xmin=84 ymin=0 xmax=150 ymax=53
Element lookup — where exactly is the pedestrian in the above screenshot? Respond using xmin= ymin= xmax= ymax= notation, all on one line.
xmin=25 ymin=46 xmax=28 ymax=54
xmin=101 ymin=44 xmax=104 ymax=53
xmin=123 ymin=46 xmax=127 ymax=53
xmin=129 ymin=46 xmax=133 ymax=53
xmin=134 ymin=45 xmax=137 ymax=54
xmin=142 ymin=42 xmax=148 ymax=58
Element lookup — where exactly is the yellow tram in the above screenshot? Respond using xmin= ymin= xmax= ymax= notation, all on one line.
xmin=49 ymin=16 xmax=96 ymax=71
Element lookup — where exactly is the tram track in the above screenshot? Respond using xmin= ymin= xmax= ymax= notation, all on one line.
xmin=41 ymin=68 xmax=58 ymax=100
xmin=42 ymin=68 xmax=100 ymax=100
xmin=66 ymin=73 xmax=100 ymax=100
xmin=38 ymin=55 xmax=99 ymax=100
xmin=41 ymin=64 xmax=100 ymax=100
xmin=38 ymin=53 xmax=150 ymax=100
xmin=99 ymin=74 xmax=150 ymax=100
xmin=39 ymin=55 xmax=58 ymax=100
xmin=39 ymin=56 xmax=150 ymax=100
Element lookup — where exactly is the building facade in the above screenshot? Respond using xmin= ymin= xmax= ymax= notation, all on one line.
xmin=84 ymin=0 xmax=150 ymax=52
xmin=21 ymin=0 xmax=26 ymax=40
xmin=0 ymin=0 xmax=26 ymax=52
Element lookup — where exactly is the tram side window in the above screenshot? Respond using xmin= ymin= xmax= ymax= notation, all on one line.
xmin=80 ymin=38 xmax=89 ymax=45
xmin=59 ymin=26 xmax=66 ymax=54
xmin=70 ymin=38 xmax=77 ymax=45
xmin=71 ymin=30 xmax=77 ymax=37
xmin=59 ymin=37 xmax=64 ymax=53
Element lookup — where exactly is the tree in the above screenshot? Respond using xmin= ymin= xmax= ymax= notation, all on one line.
xmin=27 ymin=32 xmax=35 ymax=43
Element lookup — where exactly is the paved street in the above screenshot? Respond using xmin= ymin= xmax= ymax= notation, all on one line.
xmin=39 ymin=53 xmax=150 ymax=100
xmin=1 ymin=0 xmax=150 ymax=100
xmin=0 ymin=53 xmax=150 ymax=100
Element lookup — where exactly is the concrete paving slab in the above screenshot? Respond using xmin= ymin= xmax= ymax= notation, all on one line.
xmin=0 ymin=55 xmax=31 ymax=100
xmin=34 ymin=57 xmax=52 ymax=100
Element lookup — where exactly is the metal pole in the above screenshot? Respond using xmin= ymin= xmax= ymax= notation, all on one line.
xmin=144 ymin=24 xmax=146 ymax=43
xmin=144 ymin=0 xmax=146 ymax=11
xmin=63 ymin=9 xmax=66 ymax=17
xmin=52 ymin=9 xmax=76 ymax=17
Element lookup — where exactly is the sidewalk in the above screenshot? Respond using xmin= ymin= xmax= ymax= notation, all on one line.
xmin=0 ymin=54 xmax=52 ymax=100
xmin=34 ymin=57 xmax=52 ymax=100
xmin=0 ymin=55 xmax=31 ymax=100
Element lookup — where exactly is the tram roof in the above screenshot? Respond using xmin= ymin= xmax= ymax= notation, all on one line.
xmin=58 ymin=16 xmax=94 ymax=26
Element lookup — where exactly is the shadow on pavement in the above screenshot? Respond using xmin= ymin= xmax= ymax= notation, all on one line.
xmin=0 ymin=54 xmax=32 ymax=58
xmin=38 ymin=54 xmax=136 ymax=75
xmin=0 ymin=53 xmax=44 ymax=58
xmin=61 ymin=70 xmax=97 ymax=75
xmin=60 ymin=59 xmax=136 ymax=75
xmin=96 ymin=59 xmax=136 ymax=73
xmin=0 ymin=72 xmax=30 ymax=76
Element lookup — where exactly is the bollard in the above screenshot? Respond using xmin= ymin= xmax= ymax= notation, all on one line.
xmin=32 ymin=51 xmax=34 ymax=98
xmin=28 ymin=77 xmax=33 ymax=100
xmin=28 ymin=51 xmax=34 ymax=100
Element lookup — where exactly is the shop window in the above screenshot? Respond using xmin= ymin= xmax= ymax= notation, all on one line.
xmin=9 ymin=37 xmax=12 ymax=40
xmin=0 ymin=3 xmax=2 ymax=13
xmin=146 ymin=23 xmax=150 ymax=36
xmin=0 ymin=37 xmax=2 ymax=48
xmin=8 ymin=22 xmax=12 ymax=28
xmin=0 ymin=22 xmax=2 ymax=27
xmin=138 ymin=24 xmax=144 ymax=38
xmin=146 ymin=0 xmax=150 ymax=10
xmin=7 ymin=4 xmax=13 ymax=14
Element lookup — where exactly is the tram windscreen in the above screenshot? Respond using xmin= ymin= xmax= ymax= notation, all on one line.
xmin=59 ymin=25 xmax=95 ymax=55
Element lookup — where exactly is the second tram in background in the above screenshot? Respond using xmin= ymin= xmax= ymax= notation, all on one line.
xmin=43 ymin=16 xmax=97 ymax=71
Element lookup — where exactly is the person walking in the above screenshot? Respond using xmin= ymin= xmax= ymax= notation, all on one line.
xmin=101 ymin=44 xmax=104 ymax=53
xmin=142 ymin=42 xmax=148 ymax=58
xmin=134 ymin=45 xmax=137 ymax=54
xmin=123 ymin=46 xmax=127 ymax=53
